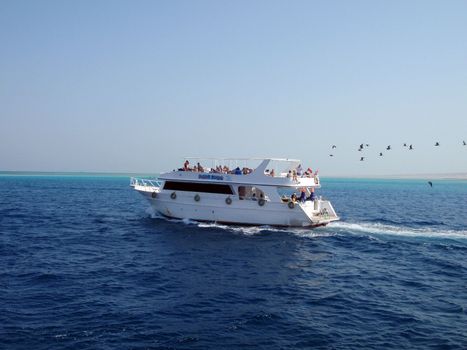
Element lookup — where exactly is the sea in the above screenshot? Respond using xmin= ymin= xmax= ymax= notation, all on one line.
xmin=0 ymin=174 xmax=466 ymax=349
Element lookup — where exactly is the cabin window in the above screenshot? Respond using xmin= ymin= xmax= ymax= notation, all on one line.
xmin=163 ymin=181 xmax=233 ymax=194
xmin=238 ymin=186 xmax=264 ymax=200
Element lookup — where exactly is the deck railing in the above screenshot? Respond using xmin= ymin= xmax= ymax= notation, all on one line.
xmin=130 ymin=177 xmax=162 ymax=188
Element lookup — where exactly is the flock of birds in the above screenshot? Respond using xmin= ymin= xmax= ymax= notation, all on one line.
xmin=329 ymin=140 xmax=466 ymax=161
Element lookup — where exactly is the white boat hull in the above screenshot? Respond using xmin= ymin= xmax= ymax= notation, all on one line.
xmin=136 ymin=188 xmax=339 ymax=227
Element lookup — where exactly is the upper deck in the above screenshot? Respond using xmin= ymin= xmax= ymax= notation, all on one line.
xmin=159 ymin=158 xmax=320 ymax=188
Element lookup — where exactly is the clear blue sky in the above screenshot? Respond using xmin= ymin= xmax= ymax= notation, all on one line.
xmin=1 ymin=0 xmax=466 ymax=175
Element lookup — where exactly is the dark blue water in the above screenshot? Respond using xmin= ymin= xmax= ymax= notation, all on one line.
xmin=1 ymin=176 xmax=466 ymax=349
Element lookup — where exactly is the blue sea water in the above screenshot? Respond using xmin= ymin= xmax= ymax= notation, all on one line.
xmin=1 ymin=175 xmax=466 ymax=349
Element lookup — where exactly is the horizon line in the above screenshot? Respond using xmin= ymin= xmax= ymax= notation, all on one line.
xmin=1 ymin=170 xmax=466 ymax=180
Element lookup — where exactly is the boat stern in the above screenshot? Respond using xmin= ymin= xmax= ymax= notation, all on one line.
xmin=301 ymin=198 xmax=339 ymax=226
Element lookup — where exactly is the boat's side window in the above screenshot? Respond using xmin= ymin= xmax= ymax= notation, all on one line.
xmin=238 ymin=186 xmax=264 ymax=200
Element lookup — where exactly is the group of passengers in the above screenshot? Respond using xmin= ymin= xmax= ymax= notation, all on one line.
xmin=212 ymin=165 xmax=253 ymax=175
xmin=265 ymin=164 xmax=317 ymax=182
xmin=179 ymin=160 xmax=253 ymax=175
xmin=285 ymin=164 xmax=316 ymax=179
xmin=179 ymin=160 xmax=317 ymax=181
xmin=180 ymin=160 xmax=205 ymax=172
xmin=289 ymin=187 xmax=316 ymax=203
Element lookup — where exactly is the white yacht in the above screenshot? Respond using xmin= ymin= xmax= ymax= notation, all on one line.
xmin=131 ymin=158 xmax=339 ymax=227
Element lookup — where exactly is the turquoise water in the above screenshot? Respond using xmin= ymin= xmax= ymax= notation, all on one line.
xmin=1 ymin=175 xmax=466 ymax=349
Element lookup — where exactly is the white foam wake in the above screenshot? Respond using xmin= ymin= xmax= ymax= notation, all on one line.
xmin=146 ymin=207 xmax=466 ymax=240
xmin=196 ymin=222 xmax=336 ymax=238
xmin=327 ymin=221 xmax=467 ymax=240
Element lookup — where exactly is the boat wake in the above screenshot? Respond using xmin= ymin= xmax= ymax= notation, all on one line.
xmin=196 ymin=222 xmax=337 ymax=238
xmin=146 ymin=208 xmax=336 ymax=238
xmin=326 ymin=221 xmax=467 ymax=240
xmin=146 ymin=207 xmax=466 ymax=240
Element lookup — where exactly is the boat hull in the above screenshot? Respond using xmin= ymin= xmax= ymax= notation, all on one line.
xmin=137 ymin=190 xmax=339 ymax=227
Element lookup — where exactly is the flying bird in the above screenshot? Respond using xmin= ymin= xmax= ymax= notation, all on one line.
xmin=329 ymin=154 xmax=334 ymax=157
xmin=386 ymin=145 xmax=391 ymax=150
xmin=403 ymin=143 xmax=407 ymax=147
xmin=358 ymin=148 xmax=363 ymax=152
xmin=360 ymin=157 xmax=365 ymax=161
xmin=428 ymin=181 xmax=433 ymax=187
xmin=366 ymin=144 xmax=370 ymax=147
xmin=463 ymin=140 xmax=466 ymax=146
xmin=409 ymin=144 xmax=414 ymax=150
xmin=379 ymin=152 xmax=383 ymax=156
xmin=435 ymin=142 xmax=440 ymax=146
xmin=332 ymin=145 xmax=337 ymax=149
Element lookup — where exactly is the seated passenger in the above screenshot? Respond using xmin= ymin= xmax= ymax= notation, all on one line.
xmin=270 ymin=169 xmax=275 ymax=177
xmin=299 ymin=188 xmax=306 ymax=202
xmin=292 ymin=170 xmax=298 ymax=182
xmin=291 ymin=193 xmax=297 ymax=202
xmin=234 ymin=167 xmax=242 ymax=175
xmin=308 ymin=189 xmax=316 ymax=201
xmin=286 ymin=170 xmax=292 ymax=178
xmin=183 ymin=160 xmax=190 ymax=171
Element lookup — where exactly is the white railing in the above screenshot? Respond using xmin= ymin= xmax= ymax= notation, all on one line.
xmin=130 ymin=177 xmax=162 ymax=188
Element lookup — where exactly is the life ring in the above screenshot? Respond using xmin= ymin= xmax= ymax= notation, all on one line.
xmin=170 ymin=192 xmax=177 ymax=200
xmin=194 ymin=194 xmax=200 ymax=202
xmin=288 ymin=201 xmax=295 ymax=209
xmin=258 ymin=198 xmax=266 ymax=207
xmin=151 ymin=191 xmax=157 ymax=198
xmin=225 ymin=197 xmax=232 ymax=205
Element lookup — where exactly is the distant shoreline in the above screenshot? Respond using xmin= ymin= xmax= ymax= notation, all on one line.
xmin=1 ymin=170 xmax=466 ymax=180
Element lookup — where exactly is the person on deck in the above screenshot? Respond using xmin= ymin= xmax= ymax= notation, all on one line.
xmin=308 ymin=188 xmax=316 ymax=201
xmin=291 ymin=193 xmax=297 ymax=202
xmin=292 ymin=170 xmax=298 ymax=182
xmin=197 ymin=162 xmax=204 ymax=172
xmin=299 ymin=188 xmax=306 ymax=203
xmin=296 ymin=164 xmax=303 ymax=176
